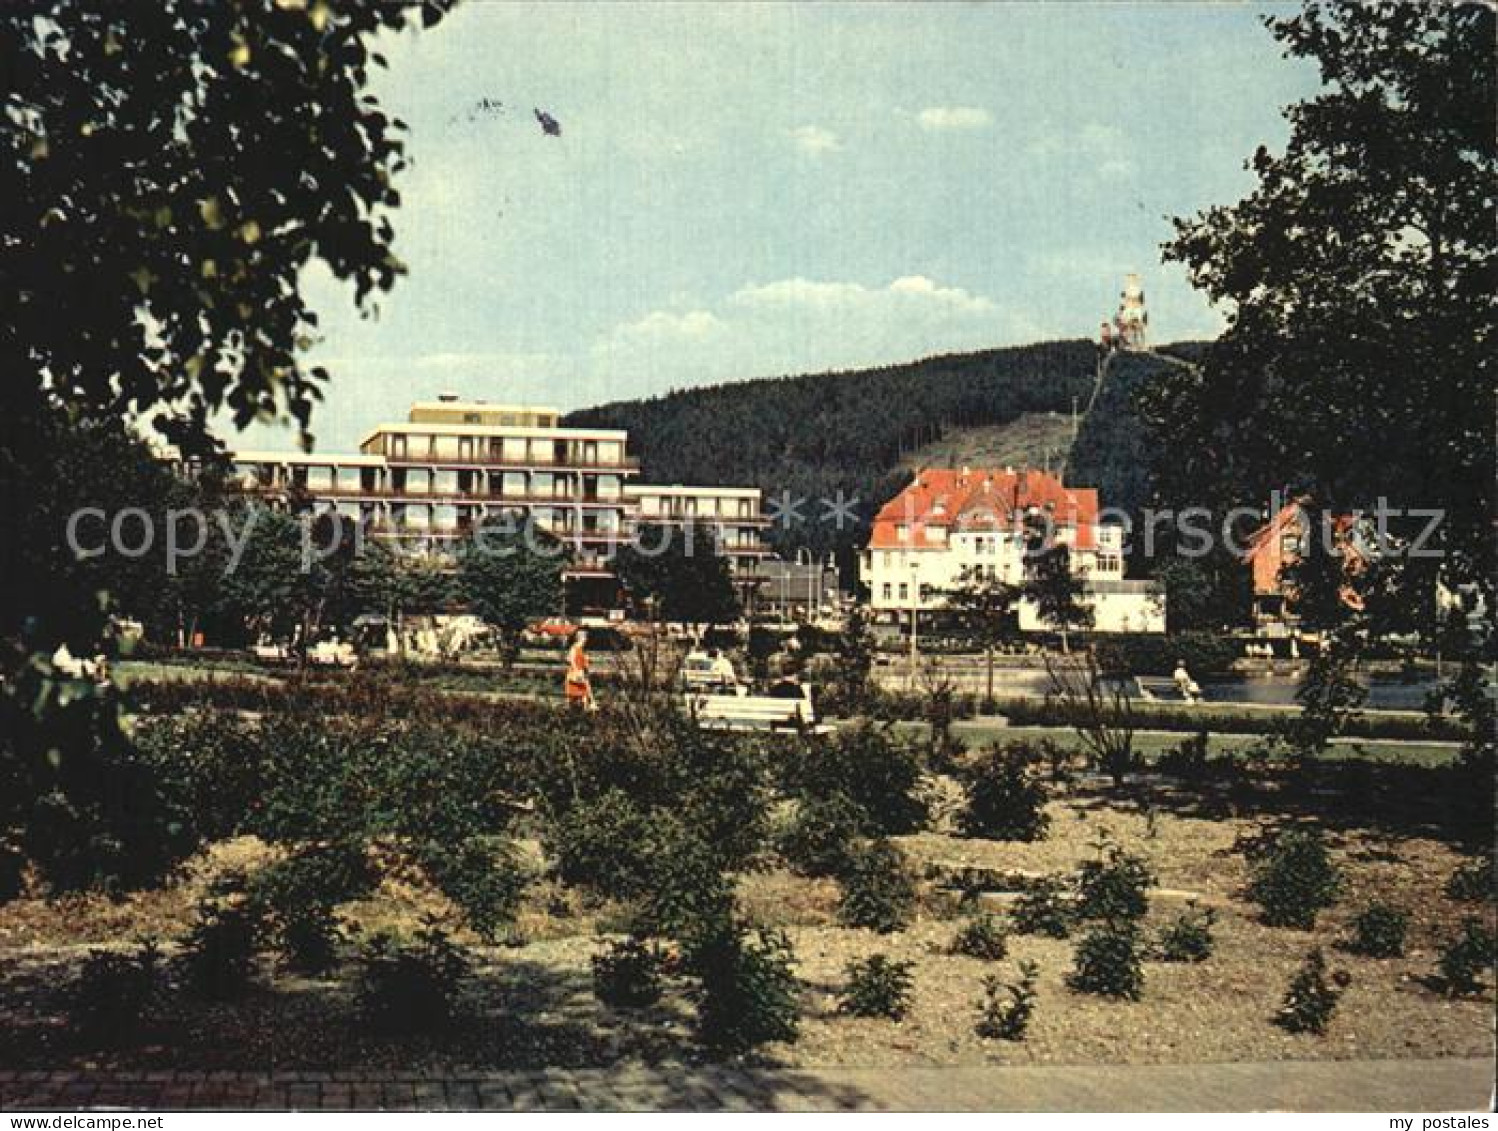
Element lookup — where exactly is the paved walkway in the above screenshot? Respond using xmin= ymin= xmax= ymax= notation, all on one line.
xmin=1 ymin=1059 xmax=1491 ymax=1112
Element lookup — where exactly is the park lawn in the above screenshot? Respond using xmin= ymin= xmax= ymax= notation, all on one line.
xmin=0 ymin=771 xmax=1491 ymax=1073
xmin=949 ymin=722 xmax=1462 ymax=768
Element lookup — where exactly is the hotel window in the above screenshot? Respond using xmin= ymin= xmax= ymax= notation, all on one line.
xmin=882 ymin=583 xmax=892 ymax=601
xmin=896 ymin=524 xmax=909 ymax=543
xmin=463 ymin=412 xmax=482 ymax=424
xmin=898 ymin=582 xmax=909 ymax=601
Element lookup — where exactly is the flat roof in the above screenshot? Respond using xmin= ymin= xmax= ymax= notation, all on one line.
xmin=360 ymin=422 xmax=629 ymax=446
xmin=407 ymin=400 xmax=560 ymax=415
xmin=230 ymin=450 xmax=388 ymax=467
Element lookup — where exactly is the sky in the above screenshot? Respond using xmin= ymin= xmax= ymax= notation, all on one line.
xmin=244 ymin=1 xmax=1319 ymax=453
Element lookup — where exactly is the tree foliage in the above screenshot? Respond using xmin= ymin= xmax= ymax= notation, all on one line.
xmin=614 ymin=522 xmax=740 ymax=628
xmin=457 ymin=521 xmax=567 ymax=657
xmin=1142 ymin=3 xmax=1495 ymax=605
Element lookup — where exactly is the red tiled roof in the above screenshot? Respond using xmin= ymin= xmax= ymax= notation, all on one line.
xmin=868 ymin=468 xmax=1100 ymax=550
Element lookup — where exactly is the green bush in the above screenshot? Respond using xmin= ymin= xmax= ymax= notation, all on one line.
xmin=1075 ymin=843 xmax=1155 ymax=924
xmin=418 ymin=837 xmax=529 ymax=944
xmin=958 ymin=743 xmax=1050 ymax=842
xmin=1012 ymin=875 xmax=1075 ymax=939
xmin=1246 ymin=827 xmax=1341 ymax=929
xmin=551 ymin=789 xmax=654 ymax=897
xmin=776 ymin=793 xmax=865 ymax=878
xmin=631 ymin=818 xmax=737 ymax=941
xmin=1444 ymin=858 xmax=1494 ymax=904
xmin=133 ymin=711 xmax=265 ymax=841
xmin=1276 ymin=948 xmax=1344 ymax=1034
xmin=950 ymin=912 xmax=1009 ymax=960
xmin=591 ymin=937 xmax=669 ymax=1009
xmin=977 ymin=959 xmax=1038 ymax=1040
xmin=691 ymin=921 xmax=800 ymax=1055
xmin=838 ymin=954 xmax=915 ymax=1019
xmin=1157 ymin=729 xmax=1211 ymax=779
xmin=1156 ymin=901 xmax=1216 ymax=963
xmin=787 ymin=722 xmax=928 ymax=835
xmin=72 ymin=941 xmax=161 ymax=1041
xmin=1068 ymin=922 xmax=1144 ymax=999
xmin=1437 ymin=917 xmax=1495 ymax=998
xmin=180 ymin=895 xmax=261 ymax=1000
xmin=355 ymin=923 xmax=470 ymax=1033
xmin=837 ymin=839 xmax=918 ymax=934
xmin=250 ymin=842 xmax=373 ymax=972
xmin=1346 ymin=903 xmax=1408 ymax=959
xmin=1094 ymin=632 xmax=1240 ymax=679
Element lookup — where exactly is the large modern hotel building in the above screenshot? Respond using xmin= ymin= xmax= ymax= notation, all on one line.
xmin=181 ymin=395 xmax=771 ymax=604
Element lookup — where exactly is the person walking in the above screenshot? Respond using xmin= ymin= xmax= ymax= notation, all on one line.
xmin=564 ymin=629 xmax=594 ymax=710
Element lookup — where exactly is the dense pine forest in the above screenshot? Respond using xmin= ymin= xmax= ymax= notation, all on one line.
xmin=568 ymin=340 xmax=1201 ymax=559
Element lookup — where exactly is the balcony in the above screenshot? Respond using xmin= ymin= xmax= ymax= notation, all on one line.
xmin=235 ymin=482 xmax=633 ymax=509
xmin=382 ymin=453 xmax=641 ymax=473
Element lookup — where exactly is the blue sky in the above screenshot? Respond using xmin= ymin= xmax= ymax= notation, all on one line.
xmin=257 ymin=1 xmax=1318 ymax=453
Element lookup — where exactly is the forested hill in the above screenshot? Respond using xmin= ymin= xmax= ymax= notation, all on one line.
xmin=566 ymin=340 xmax=1198 ymax=559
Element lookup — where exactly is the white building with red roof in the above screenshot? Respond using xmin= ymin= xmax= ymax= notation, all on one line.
xmin=860 ymin=466 xmax=1163 ymax=633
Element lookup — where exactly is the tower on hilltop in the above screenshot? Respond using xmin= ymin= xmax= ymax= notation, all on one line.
xmin=1111 ymin=272 xmax=1148 ymax=351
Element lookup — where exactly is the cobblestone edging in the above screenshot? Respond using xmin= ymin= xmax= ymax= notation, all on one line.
xmin=1 ymin=1059 xmax=1491 ymax=1112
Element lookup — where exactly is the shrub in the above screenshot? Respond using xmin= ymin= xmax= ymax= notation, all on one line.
xmin=1157 ymin=729 xmax=1211 ymax=779
xmin=1246 ymin=827 xmax=1341 ymax=929
xmin=958 ymin=743 xmax=1050 ymax=842
xmin=418 ymin=837 xmax=529 ymax=944
xmin=977 ymin=960 xmax=1039 ymax=1040
xmin=691 ymin=921 xmax=800 ymax=1055
xmin=1276 ymin=948 xmax=1344 ymax=1034
xmin=551 ymin=789 xmax=653 ymax=897
xmin=1444 ymin=858 xmax=1494 ymax=904
xmin=776 ymin=793 xmax=865 ymax=878
xmin=355 ymin=923 xmax=470 ymax=1033
xmin=72 ymin=941 xmax=161 ymax=1041
xmin=1437 ymin=917 xmax=1495 ymax=998
xmin=632 ymin=818 xmax=737 ymax=942
xmin=837 ymin=839 xmax=918 ymax=934
xmin=1075 ymin=842 xmax=1155 ymax=924
xmin=1012 ymin=875 xmax=1075 ymax=939
xmin=1094 ymin=631 xmax=1239 ymax=679
xmin=788 ymin=722 xmax=928 ymax=835
xmin=1156 ymin=901 xmax=1216 ymax=963
xmin=1067 ymin=922 xmax=1143 ymax=999
xmin=250 ymin=843 xmax=372 ymax=973
xmin=591 ymin=937 xmax=669 ymax=1009
xmin=838 ymin=954 xmax=915 ymax=1019
xmin=180 ymin=895 xmax=261 ymax=1000
xmin=1345 ymin=903 xmax=1408 ymax=959
xmin=950 ymin=912 xmax=1009 ymax=961
xmin=133 ymin=711 xmax=265 ymax=841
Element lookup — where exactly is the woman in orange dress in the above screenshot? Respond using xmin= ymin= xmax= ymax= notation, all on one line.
xmin=564 ymin=629 xmax=592 ymax=709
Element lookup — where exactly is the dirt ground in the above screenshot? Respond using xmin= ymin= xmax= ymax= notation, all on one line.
xmin=0 ymin=784 xmax=1492 ymax=1071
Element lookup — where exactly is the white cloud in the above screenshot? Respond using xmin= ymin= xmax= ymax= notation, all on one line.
xmin=789 ymin=124 xmax=841 ymax=155
xmin=607 ymin=309 xmax=726 ymax=344
xmin=916 ymin=106 xmax=992 ymax=132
